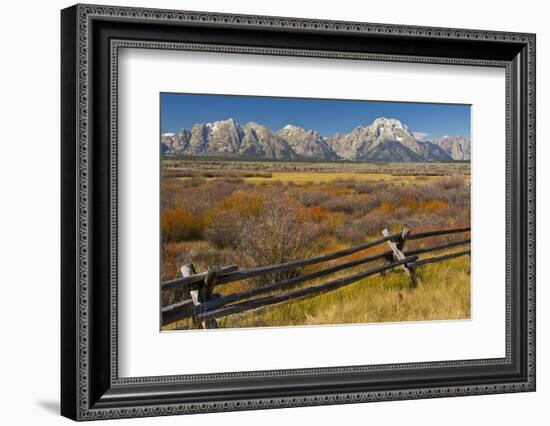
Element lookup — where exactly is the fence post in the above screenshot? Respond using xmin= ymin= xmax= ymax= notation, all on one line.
xmin=380 ymin=253 xmax=393 ymax=276
xmin=201 ymin=267 xmax=219 ymax=329
xmin=382 ymin=227 xmax=421 ymax=287
xmin=180 ymin=263 xmax=203 ymax=329
xmin=181 ymin=264 xmax=220 ymax=329
xmin=397 ymin=227 xmax=410 ymax=251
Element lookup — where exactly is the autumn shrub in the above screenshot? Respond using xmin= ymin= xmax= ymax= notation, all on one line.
xmin=401 ymin=199 xmax=421 ymax=210
xmin=321 ymin=196 xmax=364 ymax=214
xmin=333 ymin=199 xmax=416 ymax=243
xmin=299 ymin=205 xmax=329 ymax=223
xmin=360 ymin=186 xmax=406 ymax=211
xmin=405 ymin=214 xmax=450 ymax=233
xmin=174 ymin=179 xmax=242 ymax=216
xmin=335 ymin=214 xmax=388 ymax=243
xmin=209 ymin=191 xmax=263 ymax=218
xmin=161 ymin=169 xmax=197 ymax=178
xmin=161 ymin=241 xmax=238 ymax=306
xmin=331 ymin=178 xmax=358 ymax=190
xmin=423 ymin=199 xmax=449 ymax=212
xmin=352 ymin=181 xmax=388 ymax=195
xmin=204 ymin=209 xmax=244 ymax=249
xmin=203 ymin=191 xmax=319 ymax=286
xmin=218 ymin=177 xmax=245 ymax=184
xmin=237 ymin=197 xmax=318 ymax=285
xmin=316 ymin=214 xmax=345 ymax=238
xmin=439 ymin=176 xmax=465 ymax=190
xmin=376 ymin=201 xmax=397 ymax=214
xmin=419 ymin=177 xmax=469 ymax=205
xmin=243 ymin=172 xmax=272 ymax=178
xmin=161 ymin=208 xmax=203 ymax=243
xmin=292 ymin=189 xmax=332 ymax=207
xmin=162 ymin=180 xmax=192 ymax=209
xmin=204 ymin=191 xmax=263 ymax=249
xmin=402 ymin=199 xmax=448 ymax=213
xmin=189 ymin=176 xmax=207 ymax=187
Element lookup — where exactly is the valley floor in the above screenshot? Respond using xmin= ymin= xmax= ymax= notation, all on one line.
xmin=160 ymin=159 xmax=471 ymax=330
xmin=164 ymin=255 xmax=470 ymax=330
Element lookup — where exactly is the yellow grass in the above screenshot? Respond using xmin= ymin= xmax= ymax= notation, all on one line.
xmin=217 ymin=256 xmax=470 ymax=329
xmin=246 ymin=172 xmax=402 ymax=184
xmin=179 ymin=171 xmax=454 ymax=186
xmin=163 ymin=255 xmax=470 ymax=331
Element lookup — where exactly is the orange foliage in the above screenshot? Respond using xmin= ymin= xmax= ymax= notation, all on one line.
xmin=423 ymin=199 xmax=448 ymax=212
xmin=161 ymin=208 xmax=203 ymax=242
xmin=327 ymin=186 xmax=352 ymax=196
xmin=205 ymin=191 xmax=263 ymax=225
xmin=402 ymin=199 xmax=448 ymax=212
xmin=299 ymin=206 xmax=329 ymax=223
xmin=377 ymin=202 xmax=397 ymax=213
xmin=219 ymin=191 xmax=262 ymax=215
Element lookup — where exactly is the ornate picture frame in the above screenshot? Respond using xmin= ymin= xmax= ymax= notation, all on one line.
xmin=61 ymin=4 xmax=535 ymax=420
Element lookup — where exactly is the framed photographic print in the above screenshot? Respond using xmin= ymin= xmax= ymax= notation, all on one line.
xmin=61 ymin=4 xmax=536 ymax=421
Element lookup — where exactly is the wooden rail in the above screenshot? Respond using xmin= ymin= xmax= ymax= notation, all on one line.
xmin=198 ymin=256 xmax=417 ymax=322
xmin=408 ymin=226 xmax=471 ymax=240
xmin=161 ymin=225 xmax=471 ymax=328
xmin=161 ymin=231 xmax=402 ymax=291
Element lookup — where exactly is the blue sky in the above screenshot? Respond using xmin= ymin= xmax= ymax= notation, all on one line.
xmin=161 ymin=93 xmax=471 ymax=141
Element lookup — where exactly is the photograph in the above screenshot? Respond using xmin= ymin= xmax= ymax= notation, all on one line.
xmin=58 ymin=3 xmax=536 ymax=420
xmin=160 ymin=93 xmax=472 ymax=330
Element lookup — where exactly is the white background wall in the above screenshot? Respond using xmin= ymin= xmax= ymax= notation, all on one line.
xmin=0 ymin=0 xmax=547 ymax=424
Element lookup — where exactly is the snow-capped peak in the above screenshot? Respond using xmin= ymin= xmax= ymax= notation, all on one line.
xmin=282 ymin=124 xmax=301 ymax=131
xmin=162 ymin=116 xmax=469 ymax=162
xmin=372 ymin=117 xmax=407 ymax=130
xmin=204 ymin=118 xmax=239 ymax=132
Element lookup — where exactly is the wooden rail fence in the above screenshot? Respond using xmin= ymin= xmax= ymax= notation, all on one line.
xmin=161 ymin=226 xmax=471 ymax=329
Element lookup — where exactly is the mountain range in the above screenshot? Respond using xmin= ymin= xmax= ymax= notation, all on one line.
xmin=161 ymin=117 xmax=470 ymax=162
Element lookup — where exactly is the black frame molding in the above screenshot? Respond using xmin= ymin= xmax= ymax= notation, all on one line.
xmin=61 ymin=4 xmax=536 ymax=421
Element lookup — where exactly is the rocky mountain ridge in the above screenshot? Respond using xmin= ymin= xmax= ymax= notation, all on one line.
xmin=161 ymin=117 xmax=470 ymax=162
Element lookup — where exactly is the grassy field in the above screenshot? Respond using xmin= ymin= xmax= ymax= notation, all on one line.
xmin=233 ymin=171 xmax=442 ymax=185
xmin=160 ymin=158 xmax=471 ymax=330
xmin=218 ymin=255 xmax=470 ymax=328
xmin=163 ymin=254 xmax=470 ymax=331
xmin=163 ymin=158 xmax=470 ymax=175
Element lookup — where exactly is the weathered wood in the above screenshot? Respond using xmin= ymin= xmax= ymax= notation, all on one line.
xmin=379 ymin=253 xmax=394 ymax=276
xmin=203 ymin=267 xmax=219 ymax=300
xmin=181 ymin=263 xmax=197 ymax=278
xmin=162 ymin=226 xmax=472 ymax=326
xmin=383 ymin=229 xmax=406 ymax=263
xmin=161 ymin=299 xmax=194 ymax=326
xmin=161 ymin=251 xmax=393 ymax=321
xmin=396 ymin=226 xmax=410 ymax=251
xmin=201 ymin=250 xmax=393 ymax=312
xmin=404 ymin=238 xmax=470 ymax=256
xmin=161 ymin=227 xmax=469 ymax=289
xmin=198 ymin=256 xmax=418 ymax=322
xmin=180 ymin=264 xmax=203 ymax=329
xmin=383 ymin=228 xmax=420 ymax=287
xmin=161 ymin=263 xmax=199 ymax=326
xmin=161 ymin=232 xmax=401 ymax=291
xmin=201 ymin=267 xmax=219 ymax=329
xmin=408 ymin=226 xmax=470 ymax=241
xmin=181 ymin=266 xmax=222 ymax=329
xmin=162 ymin=264 xmax=238 ymax=291
xmin=214 ymin=231 xmax=402 ymax=285
xmin=409 ymin=249 xmax=471 ymax=267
